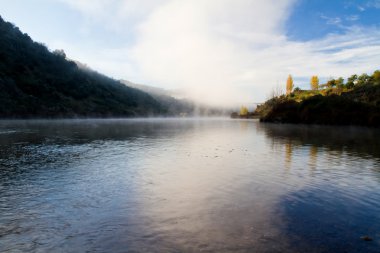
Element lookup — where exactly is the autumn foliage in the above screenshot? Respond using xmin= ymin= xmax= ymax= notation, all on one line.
xmin=286 ymin=75 xmax=294 ymax=95
xmin=310 ymin=76 xmax=319 ymax=90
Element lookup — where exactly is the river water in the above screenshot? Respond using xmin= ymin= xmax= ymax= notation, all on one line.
xmin=0 ymin=118 xmax=379 ymax=253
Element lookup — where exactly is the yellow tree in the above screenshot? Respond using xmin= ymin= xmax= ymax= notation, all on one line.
xmin=310 ymin=76 xmax=319 ymax=90
xmin=286 ymin=75 xmax=294 ymax=95
xmin=239 ymin=106 xmax=249 ymax=116
xmin=373 ymin=70 xmax=380 ymax=85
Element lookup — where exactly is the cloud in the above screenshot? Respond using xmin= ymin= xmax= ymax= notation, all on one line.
xmin=353 ymin=0 xmax=380 ymax=12
xmin=366 ymin=0 xmax=380 ymax=9
xmin=56 ymin=0 xmax=380 ymax=105
xmin=345 ymin=15 xmax=360 ymax=21
xmin=127 ymin=0 xmax=296 ymax=104
xmin=320 ymin=15 xmax=342 ymax=26
xmin=57 ymin=0 xmax=166 ymax=32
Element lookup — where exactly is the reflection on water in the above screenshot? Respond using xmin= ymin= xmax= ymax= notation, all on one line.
xmin=257 ymin=123 xmax=380 ymax=253
xmin=0 ymin=119 xmax=380 ymax=252
xmin=309 ymin=146 xmax=318 ymax=171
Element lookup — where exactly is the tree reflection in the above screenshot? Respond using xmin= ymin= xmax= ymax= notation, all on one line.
xmin=308 ymin=145 xmax=318 ymax=172
xmin=285 ymin=141 xmax=293 ymax=170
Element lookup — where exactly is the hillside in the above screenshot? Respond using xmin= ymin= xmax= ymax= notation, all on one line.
xmin=121 ymin=80 xmax=174 ymax=98
xmin=0 ymin=16 xmax=164 ymax=118
xmin=121 ymin=80 xmax=228 ymax=116
xmin=257 ymin=72 xmax=380 ymax=127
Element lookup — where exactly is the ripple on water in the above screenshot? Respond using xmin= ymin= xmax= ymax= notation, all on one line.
xmin=0 ymin=119 xmax=380 ymax=252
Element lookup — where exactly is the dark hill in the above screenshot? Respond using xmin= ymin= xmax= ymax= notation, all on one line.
xmin=0 ymin=15 xmax=163 ymax=118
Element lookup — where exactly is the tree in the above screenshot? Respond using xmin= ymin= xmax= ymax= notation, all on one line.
xmin=373 ymin=70 xmax=380 ymax=85
xmin=346 ymin=74 xmax=357 ymax=89
xmin=286 ymin=75 xmax=294 ymax=95
xmin=326 ymin=79 xmax=336 ymax=88
xmin=239 ymin=106 xmax=249 ymax=116
xmin=268 ymin=84 xmax=283 ymax=98
xmin=310 ymin=76 xmax=319 ymax=90
xmin=53 ymin=49 xmax=66 ymax=58
xmin=336 ymin=77 xmax=344 ymax=89
xmin=357 ymin=73 xmax=372 ymax=86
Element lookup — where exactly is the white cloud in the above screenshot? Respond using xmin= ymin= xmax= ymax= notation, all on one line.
xmin=56 ymin=0 xmax=380 ymax=105
xmin=353 ymin=0 xmax=380 ymax=12
xmin=57 ymin=0 xmax=166 ymax=32
xmin=366 ymin=0 xmax=380 ymax=9
xmin=345 ymin=15 xmax=360 ymax=21
xmin=320 ymin=15 xmax=342 ymax=26
xmin=129 ymin=0 xmax=301 ymax=104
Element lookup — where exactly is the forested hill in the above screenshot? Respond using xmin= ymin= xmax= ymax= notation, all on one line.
xmin=0 ymin=15 xmax=164 ymax=118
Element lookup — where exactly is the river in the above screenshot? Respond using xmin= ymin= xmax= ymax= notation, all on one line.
xmin=0 ymin=118 xmax=379 ymax=252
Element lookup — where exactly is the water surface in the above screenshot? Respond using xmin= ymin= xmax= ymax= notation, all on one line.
xmin=0 ymin=118 xmax=379 ymax=252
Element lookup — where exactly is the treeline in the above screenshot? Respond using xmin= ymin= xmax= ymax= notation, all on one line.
xmin=321 ymin=72 xmax=380 ymax=89
xmin=257 ymin=70 xmax=380 ymax=127
xmin=121 ymin=80 xmax=227 ymax=117
xmin=286 ymin=71 xmax=380 ymax=94
xmin=0 ymin=15 xmax=164 ymax=118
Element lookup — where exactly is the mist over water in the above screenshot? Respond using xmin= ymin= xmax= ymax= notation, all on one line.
xmin=0 ymin=118 xmax=380 ymax=252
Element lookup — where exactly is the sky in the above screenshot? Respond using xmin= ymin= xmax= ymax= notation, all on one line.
xmin=1 ymin=0 xmax=380 ymax=105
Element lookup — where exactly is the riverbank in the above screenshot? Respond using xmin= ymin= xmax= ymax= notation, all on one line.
xmin=230 ymin=112 xmax=260 ymax=119
xmin=256 ymin=75 xmax=380 ymax=127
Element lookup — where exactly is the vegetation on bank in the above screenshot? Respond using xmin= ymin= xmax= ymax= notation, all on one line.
xmin=256 ymin=71 xmax=380 ymax=127
xmin=230 ymin=106 xmax=260 ymax=119
xmin=0 ymin=16 xmax=166 ymax=118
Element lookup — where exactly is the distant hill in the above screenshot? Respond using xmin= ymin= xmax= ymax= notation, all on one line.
xmin=120 ymin=80 xmax=228 ymax=116
xmin=121 ymin=80 xmax=174 ymax=98
xmin=0 ymin=15 xmax=164 ymax=118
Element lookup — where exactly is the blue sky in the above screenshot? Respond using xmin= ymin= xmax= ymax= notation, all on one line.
xmin=287 ymin=0 xmax=380 ymax=41
xmin=0 ymin=0 xmax=379 ymax=105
